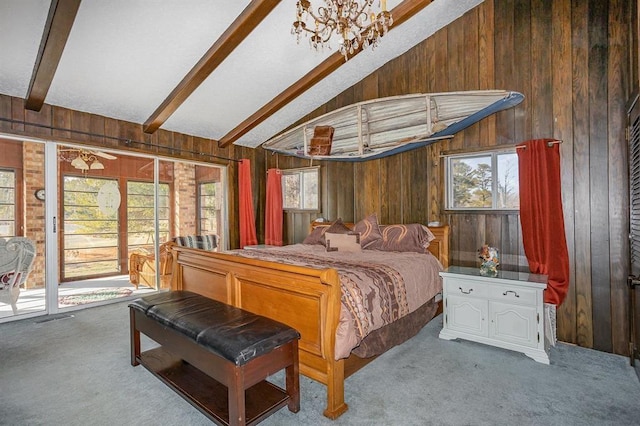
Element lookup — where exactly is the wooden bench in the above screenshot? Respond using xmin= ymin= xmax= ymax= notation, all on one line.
xmin=129 ymin=291 xmax=300 ymax=426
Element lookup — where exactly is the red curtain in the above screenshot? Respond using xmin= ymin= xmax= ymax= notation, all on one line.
xmin=238 ymin=159 xmax=257 ymax=248
xmin=517 ymin=139 xmax=570 ymax=305
xmin=265 ymin=168 xmax=283 ymax=246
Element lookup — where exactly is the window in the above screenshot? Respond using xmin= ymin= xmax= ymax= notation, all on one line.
xmin=198 ymin=181 xmax=222 ymax=234
xmin=282 ymin=167 xmax=320 ymax=211
xmin=445 ymin=150 xmax=519 ymax=210
xmin=0 ymin=169 xmax=16 ymax=237
xmin=127 ymin=181 xmax=170 ymax=253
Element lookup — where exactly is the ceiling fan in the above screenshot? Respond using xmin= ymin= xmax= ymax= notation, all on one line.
xmin=58 ymin=148 xmax=117 ymax=171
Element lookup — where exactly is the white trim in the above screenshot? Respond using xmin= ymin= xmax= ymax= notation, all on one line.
xmin=45 ymin=143 xmax=60 ymax=314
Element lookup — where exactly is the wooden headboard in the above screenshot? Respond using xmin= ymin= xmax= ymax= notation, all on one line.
xmin=309 ymin=221 xmax=449 ymax=268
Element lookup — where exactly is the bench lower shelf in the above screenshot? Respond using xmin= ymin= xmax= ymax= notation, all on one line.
xmin=138 ymin=347 xmax=291 ymax=426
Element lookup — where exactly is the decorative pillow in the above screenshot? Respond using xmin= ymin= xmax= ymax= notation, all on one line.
xmin=302 ymin=219 xmax=352 ymax=246
xmin=353 ymin=213 xmax=383 ymax=249
xmin=302 ymin=225 xmax=330 ymax=245
xmin=325 ymin=232 xmax=362 ymax=252
xmin=377 ymin=223 xmax=436 ymax=253
xmin=174 ymin=235 xmax=218 ymax=251
xmin=320 ymin=218 xmax=353 ymax=246
xmin=0 ymin=271 xmax=17 ymax=290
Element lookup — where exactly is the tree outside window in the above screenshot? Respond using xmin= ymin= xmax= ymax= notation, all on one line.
xmin=447 ymin=151 xmax=519 ymax=210
xmin=282 ymin=167 xmax=319 ymax=211
xmin=198 ymin=181 xmax=222 ymax=235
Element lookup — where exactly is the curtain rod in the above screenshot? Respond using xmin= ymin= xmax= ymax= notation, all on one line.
xmin=0 ymin=117 xmax=241 ymax=163
xmin=516 ymin=139 xmax=563 ymax=149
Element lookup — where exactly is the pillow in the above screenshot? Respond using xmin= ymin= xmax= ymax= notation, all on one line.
xmin=0 ymin=271 xmax=18 ymax=290
xmin=302 ymin=225 xmax=329 ymax=245
xmin=320 ymin=218 xmax=353 ymax=246
xmin=377 ymin=223 xmax=436 ymax=253
xmin=325 ymin=232 xmax=362 ymax=252
xmin=353 ymin=213 xmax=383 ymax=249
xmin=302 ymin=218 xmax=352 ymax=246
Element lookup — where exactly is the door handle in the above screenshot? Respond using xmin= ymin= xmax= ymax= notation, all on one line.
xmin=458 ymin=287 xmax=473 ymax=294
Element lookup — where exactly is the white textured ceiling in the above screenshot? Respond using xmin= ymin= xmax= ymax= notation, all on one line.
xmin=0 ymin=0 xmax=483 ymax=148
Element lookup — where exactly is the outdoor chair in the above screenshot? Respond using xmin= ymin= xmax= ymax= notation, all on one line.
xmin=128 ymin=241 xmax=173 ymax=290
xmin=0 ymin=237 xmax=36 ymax=314
xmin=128 ymin=235 xmax=218 ymax=290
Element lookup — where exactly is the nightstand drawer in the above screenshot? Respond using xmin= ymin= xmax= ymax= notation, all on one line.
xmin=489 ymin=284 xmax=537 ymax=305
xmin=444 ymin=277 xmax=488 ymax=298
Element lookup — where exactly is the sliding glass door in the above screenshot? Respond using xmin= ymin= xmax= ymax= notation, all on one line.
xmin=56 ymin=146 xmax=227 ymax=309
xmin=0 ymin=137 xmax=47 ymax=321
xmin=0 ymin=138 xmax=227 ymax=320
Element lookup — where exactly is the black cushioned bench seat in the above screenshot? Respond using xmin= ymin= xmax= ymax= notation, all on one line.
xmin=129 ymin=290 xmax=300 ymax=426
xmin=129 ymin=290 xmax=300 ymax=366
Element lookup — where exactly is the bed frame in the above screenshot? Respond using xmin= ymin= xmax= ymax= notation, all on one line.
xmin=169 ymin=225 xmax=449 ymax=419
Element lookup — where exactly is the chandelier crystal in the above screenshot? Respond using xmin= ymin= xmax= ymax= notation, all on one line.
xmin=292 ymin=0 xmax=393 ymax=60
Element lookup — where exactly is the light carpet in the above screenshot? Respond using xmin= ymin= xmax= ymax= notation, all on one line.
xmin=0 ymin=301 xmax=639 ymax=425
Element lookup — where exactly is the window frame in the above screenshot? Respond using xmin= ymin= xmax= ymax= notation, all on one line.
xmin=281 ymin=166 xmax=321 ymax=212
xmin=444 ymin=148 xmax=520 ymax=212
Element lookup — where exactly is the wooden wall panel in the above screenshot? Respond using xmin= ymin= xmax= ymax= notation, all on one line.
xmin=463 ymin=9 xmax=480 ymax=150
xmin=588 ymin=0 xmax=613 ymax=352
xmin=571 ymin=0 xmax=595 ymax=349
xmin=530 ymin=0 xmax=553 ymax=138
xmin=552 ymin=0 xmax=577 ymax=346
xmin=608 ymin=0 xmax=631 ymax=356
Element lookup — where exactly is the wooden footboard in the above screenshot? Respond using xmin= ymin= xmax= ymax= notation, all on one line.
xmin=169 ymin=225 xmax=449 ymax=419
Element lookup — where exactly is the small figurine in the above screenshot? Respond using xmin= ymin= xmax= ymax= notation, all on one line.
xmin=478 ymin=245 xmax=499 ymax=276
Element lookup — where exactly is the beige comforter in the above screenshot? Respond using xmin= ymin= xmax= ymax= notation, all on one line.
xmin=232 ymin=244 xmax=443 ymax=359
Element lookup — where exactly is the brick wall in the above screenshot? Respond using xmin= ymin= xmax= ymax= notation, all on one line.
xmin=22 ymin=142 xmax=45 ymax=289
xmin=174 ymin=162 xmax=197 ymax=236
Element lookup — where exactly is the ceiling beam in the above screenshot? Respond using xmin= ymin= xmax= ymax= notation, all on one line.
xmin=218 ymin=0 xmax=433 ymax=148
xmin=25 ymin=0 xmax=82 ymax=112
xmin=143 ymin=0 xmax=281 ymax=135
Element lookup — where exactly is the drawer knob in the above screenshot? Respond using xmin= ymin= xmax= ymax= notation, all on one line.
xmin=503 ymin=290 xmax=520 ymax=298
xmin=458 ymin=287 xmax=473 ymax=294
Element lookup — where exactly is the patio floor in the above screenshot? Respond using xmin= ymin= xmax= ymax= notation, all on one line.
xmin=0 ymin=275 xmax=159 ymax=321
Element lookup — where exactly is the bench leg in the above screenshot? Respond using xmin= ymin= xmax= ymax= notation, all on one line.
xmin=129 ymin=308 xmax=140 ymax=366
xmin=286 ymin=340 xmax=300 ymax=413
xmin=228 ymin=367 xmax=246 ymax=426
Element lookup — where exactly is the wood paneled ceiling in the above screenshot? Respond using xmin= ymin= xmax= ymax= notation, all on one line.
xmin=0 ymin=0 xmax=482 ymax=148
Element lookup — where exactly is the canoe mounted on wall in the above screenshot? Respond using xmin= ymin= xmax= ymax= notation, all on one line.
xmin=261 ymin=90 xmax=524 ymax=162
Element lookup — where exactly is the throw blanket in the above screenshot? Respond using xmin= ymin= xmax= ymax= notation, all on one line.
xmin=233 ymin=244 xmax=443 ymax=359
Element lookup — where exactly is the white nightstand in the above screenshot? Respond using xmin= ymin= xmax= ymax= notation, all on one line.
xmin=439 ymin=266 xmax=549 ymax=364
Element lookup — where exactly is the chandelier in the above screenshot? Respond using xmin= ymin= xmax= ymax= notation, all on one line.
xmin=292 ymin=0 xmax=393 ymax=60
xmin=70 ymin=151 xmax=105 ymax=171
xmin=58 ymin=148 xmax=116 ymax=173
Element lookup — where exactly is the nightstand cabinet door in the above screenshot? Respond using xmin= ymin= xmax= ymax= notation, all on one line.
xmin=489 ymin=301 xmax=538 ymax=348
xmin=446 ymin=295 xmax=488 ymax=336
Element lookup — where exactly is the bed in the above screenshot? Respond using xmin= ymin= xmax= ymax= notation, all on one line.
xmin=168 ymin=218 xmax=449 ymax=419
